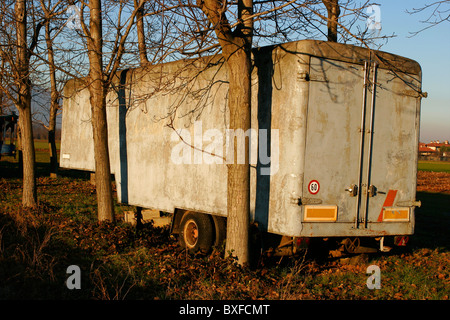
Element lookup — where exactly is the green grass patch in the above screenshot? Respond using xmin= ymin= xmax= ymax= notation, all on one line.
xmin=33 ymin=139 xmax=61 ymax=151
xmin=418 ymin=161 xmax=450 ymax=173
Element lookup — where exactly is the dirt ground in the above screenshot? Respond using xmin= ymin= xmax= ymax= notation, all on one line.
xmin=417 ymin=171 xmax=450 ymax=194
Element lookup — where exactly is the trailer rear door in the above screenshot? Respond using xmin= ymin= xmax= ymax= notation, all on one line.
xmin=363 ymin=64 xmax=421 ymax=227
xmin=302 ymin=57 xmax=421 ymax=236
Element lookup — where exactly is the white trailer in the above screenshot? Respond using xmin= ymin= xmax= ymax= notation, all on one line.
xmin=60 ymin=40 xmax=424 ymax=255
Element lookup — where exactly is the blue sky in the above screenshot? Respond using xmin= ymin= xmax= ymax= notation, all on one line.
xmin=372 ymin=0 xmax=450 ymax=142
xmin=29 ymin=1 xmax=449 ymax=144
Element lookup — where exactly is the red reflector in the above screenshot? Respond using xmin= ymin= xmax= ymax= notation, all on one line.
xmin=394 ymin=236 xmax=409 ymax=246
xmin=295 ymin=237 xmax=310 ymax=249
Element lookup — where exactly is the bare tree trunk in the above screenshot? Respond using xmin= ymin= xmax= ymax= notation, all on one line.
xmin=198 ymin=0 xmax=253 ymax=265
xmin=0 ymin=84 xmax=3 ymax=115
xmin=47 ymin=111 xmax=58 ymax=178
xmin=18 ymin=104 xmax=37 ymax=207
xmin=87 ymin=0 xmax=115 ymax=222
xmin=135 ymin=0 xmax=149 ymax=65
xmin=323 ymin=0 xmax=340 ymax=42
xmin=16 ymin=0 xmax=37 ymax=207
xmin=45 ymin=21 xmax=59 ymax=178
xmin=89 ymin=85 xmax=115 ymax=222
xmin=225 ymin=49 xmax=251 ymax=265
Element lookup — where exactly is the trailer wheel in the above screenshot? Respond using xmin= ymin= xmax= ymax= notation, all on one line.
xmin=179 ymin=211 xmax=214 ymax=254
xmin=212 ymin=216 xmax=226 ymax=249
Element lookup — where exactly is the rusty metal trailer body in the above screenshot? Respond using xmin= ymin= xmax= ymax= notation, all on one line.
xmin=60 ymin=40 xmax=423 ymax=252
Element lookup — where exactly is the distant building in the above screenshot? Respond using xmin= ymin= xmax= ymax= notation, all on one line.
xmin=419 ymin=140 xmax=450 ymax=158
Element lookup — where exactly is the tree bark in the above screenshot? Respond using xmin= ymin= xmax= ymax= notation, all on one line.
xmin=198 ymin=0 xmax=253 ymax=265
xmin=18 ymin=104 xmax=37 ymax=207
xmin=134 ymin=0 xmax=149 ymax=65
xmin=323 ymin=0 xmax=340 ymax=42
xmin=45 ymin=21 xmax=59 ymax=178
xmin=15 ymin=0 xmax=37 ymax=207
xmin=87 ymin=0 xmax=115 ymax=222
xmin=225 ymin=49 xmax=251 ymax=265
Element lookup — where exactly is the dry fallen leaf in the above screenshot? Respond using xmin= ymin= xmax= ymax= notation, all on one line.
xmin=417 ymin=171 xmax=450 ymax=193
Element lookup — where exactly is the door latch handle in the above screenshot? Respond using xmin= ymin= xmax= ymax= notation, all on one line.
xmin=345 ymin=184 xmax=358 ymax=197
xmin=368 ymin=185 xmax=378 ymax=197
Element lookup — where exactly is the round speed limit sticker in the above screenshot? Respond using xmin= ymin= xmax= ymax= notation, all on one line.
xmin=308 ymin=180 xmax=320 ymax=194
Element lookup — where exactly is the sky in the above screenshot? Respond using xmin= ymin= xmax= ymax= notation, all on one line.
xmin=372 ymin=0 xmax=450 ymax=143
xmin=23 ymin=1 xmax=450 ymax=144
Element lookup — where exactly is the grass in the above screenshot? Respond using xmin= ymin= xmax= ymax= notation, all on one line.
xmin=0 ymin=141 xmax=449 ymax=300
xmin=33 ymin=139 xmax=60 ymax=150
xmin=418 ymin=160 xmax=450 ymax=173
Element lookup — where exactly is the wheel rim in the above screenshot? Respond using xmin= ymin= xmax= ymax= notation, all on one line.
xmin=183 ymin=219 xmax=199 ymax=249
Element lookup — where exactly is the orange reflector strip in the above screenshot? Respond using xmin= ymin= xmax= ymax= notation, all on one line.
xmin=382 ymin=208 xmax=410 ymax=222
xmin=377 ymin=190 xmax=398 ymax=222
xmin=304 ymin=205 xmax=337 ymax=222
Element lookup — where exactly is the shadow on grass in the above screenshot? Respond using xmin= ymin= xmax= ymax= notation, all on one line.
xmin=0 ymin=157 xmax=164 ymax=299
xmin=413 ymin=191 xmax=450 ymax=251
xmin=0 ymin=193 xmax=167 ymax=299
xmin=0 ymin=156 xmax=90 ymax=180
xmin=0 ymin=209 xmax=89 ymax=299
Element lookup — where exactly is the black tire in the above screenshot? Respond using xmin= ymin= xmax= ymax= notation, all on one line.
xmin=179 ymin=211 xmax=214 ymax=254
xmin=212 ymin=216 xmax=227 ymax=249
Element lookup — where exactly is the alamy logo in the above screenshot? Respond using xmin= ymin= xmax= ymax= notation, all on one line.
xmin=366 ymin=265 xmax=381 ymax=290
xmin=170 ymin=121 xmax=279 ymax=175
xmin=366 ymin=5 xmax=381 ymax=30
xmin=66 ymin=5 xmax=82 ymax=31
xmin=66 ymin=265 xmax=81 ymax=290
